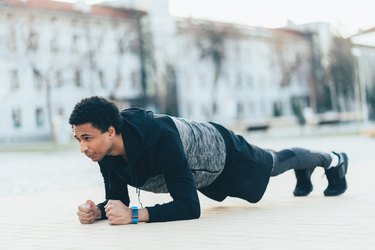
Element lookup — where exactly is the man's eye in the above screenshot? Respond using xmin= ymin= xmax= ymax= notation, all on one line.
xmin=83 ymin=137 xmax=92 ymax=142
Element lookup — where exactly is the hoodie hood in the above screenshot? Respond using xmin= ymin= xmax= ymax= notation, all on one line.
xmin=120 ymin=107 xmax=154 ymax=186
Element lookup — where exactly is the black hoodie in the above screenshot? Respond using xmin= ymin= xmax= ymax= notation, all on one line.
xmin=97 ymin=108 xmax=201 ymax=222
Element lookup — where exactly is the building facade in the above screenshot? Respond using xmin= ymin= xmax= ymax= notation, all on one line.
xmin=351 ymin=28 xmax=375 ymax=120
xmin=1 ymin=0 xmax=373 ymax=144
xmin=0 ymin=0 xmax=146 ymax=143
xmin=172 ymin=19 xmax=314 ymax=128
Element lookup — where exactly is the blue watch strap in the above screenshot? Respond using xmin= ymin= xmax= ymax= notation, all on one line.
xmin=131 ymin=206 xmax=138 ymax=224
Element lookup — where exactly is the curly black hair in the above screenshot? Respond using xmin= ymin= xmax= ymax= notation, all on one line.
xmin=69 ymin=96 xmax=122 ymax=134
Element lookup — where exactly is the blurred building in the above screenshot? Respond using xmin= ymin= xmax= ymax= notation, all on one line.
xmin=173 ymin=19 xmax=314 ymax=128
xmin=0 ymin=0 xmax=147 ymax=143
xmin=105 ymin=0 xmax=369 ymax=129
xmin=105 ymin=0 xmax=316 ymax=129
xmin=351 ymin=28 xmax=375 ymax=120
xmin=287 ymin=22 xmax=364 ymax=120
xmin=1 ymin=0 xmax=373 ymax=144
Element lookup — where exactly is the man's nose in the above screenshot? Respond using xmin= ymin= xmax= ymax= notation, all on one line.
xmin=80 ymin=141 xmax=88 ymax=153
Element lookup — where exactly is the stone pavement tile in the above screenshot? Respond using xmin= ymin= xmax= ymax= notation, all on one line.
xmin=1 ymin=135 xmax=375 ymax=249
xmin=1 ymin=185 xmax=374 ymax=250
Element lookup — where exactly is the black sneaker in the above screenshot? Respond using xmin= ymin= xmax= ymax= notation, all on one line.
xmin=324 ymin=152 xmax=348 ymax=196
xmin=293 ymin=168 xmax=315 ymax=196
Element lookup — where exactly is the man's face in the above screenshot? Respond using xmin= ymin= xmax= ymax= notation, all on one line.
xmin=73 ymin=123 xmax=114 ymax=162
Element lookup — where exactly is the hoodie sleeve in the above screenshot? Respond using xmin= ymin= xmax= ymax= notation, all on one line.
xmin=97 ymin=160 xmax=130 ymax=220
xmin=146 ymin=134 xmax=201 ymax=222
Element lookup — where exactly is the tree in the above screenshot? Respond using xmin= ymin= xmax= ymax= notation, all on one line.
xmin=366 ymin=77 xmax=375 ymax=120
xmin=329 ymin=36 xmax=356 ymax=112
xmin=273 ymin=33 xmax=304 ymax=88
xmin=164 ymin=64 xmax=179 ymax=116
xmin=23 ymin=15 xmax=143 ymax=142
xmin=184 ymin=20 xmax=241 ymax=118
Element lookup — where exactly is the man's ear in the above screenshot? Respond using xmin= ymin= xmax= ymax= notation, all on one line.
xmin=108 ymin=126 xmax=116 ymax=138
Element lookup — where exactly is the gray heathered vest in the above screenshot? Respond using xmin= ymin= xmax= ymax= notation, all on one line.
xmin=139 ymin=117 xmax=226 ymax=193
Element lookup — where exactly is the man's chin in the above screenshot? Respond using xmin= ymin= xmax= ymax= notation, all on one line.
xmin=88 ymin=154 xmax=103 ymax=162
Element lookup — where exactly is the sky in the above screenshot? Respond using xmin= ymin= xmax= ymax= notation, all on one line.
xmin=58 ymin=0 xmax=374 ymax=37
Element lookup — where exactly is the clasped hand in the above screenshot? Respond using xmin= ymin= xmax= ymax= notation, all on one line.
xmin=77 ymin=200 xmax=101 ymax=224
xmin=77 ymin=199 xmax=131 ymax=225
xmin=104 ymin=200 xmax=132 ymax=225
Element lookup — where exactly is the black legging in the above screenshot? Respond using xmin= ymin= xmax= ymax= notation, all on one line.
xmin=270 ymin=147 xmax=332 ymax=177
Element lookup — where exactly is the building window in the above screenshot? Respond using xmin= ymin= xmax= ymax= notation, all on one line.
xmin=96 ymin=35 xmax=104 ymax=53
xmin=71 ymin=34 xmax=79 ymax=52
xmin=75 ymin=70 xmax=82 ymax=87
xmin=247 ymin=75 xmax=254 ymax=88
xmin=50 ymin=33 xmax=59 ymax=53
xmin=35 ymin=108 xmax=44 ymax=127
xmin=186 ymin=103 xmax=193 ymax=118
xmin=117 ymin=38 xmax=125 ymax=54
xmin=10 ymin=70 xmax=20 ymax=91
xmin=98 ymin=71 xmax=105 ymax=89
xmin=260 ymin=100 xmax=267 ymax=114
xmin=57 ymin=107 xmax=64 ymax=117
xmin=27 ymin=30 xmax=39 ymax=51
xmin=236 ymin=73 xmax=242 ymax=88
xmin=7 ymin=25 xmax=17 ymax=52
xmin=115 ymin=71 xmax=122 ymax=90
xmin=212 ymin=102 xmax=218 ymax=115
xmin=198 ymin=72 xmax=206 ymax=87
xmin=12 ymin=109 xmax=22 ymax=128
xmin=55 ymin=70 xmax=63 ymax=87
xmin=33 ymin=69 xmax=43 ymax=90
xmin=131 ymin=71 xmax=140 ymax=89
xmin=236 ymin=102 xmax=244 ymax=119
xmin=248 ymin=102 xmax=255 ymax=114
xmin=50 ymin=16 xmax=58 ymax=52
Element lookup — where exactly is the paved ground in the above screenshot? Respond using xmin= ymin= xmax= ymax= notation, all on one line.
xmin=0 ymin=130 xmax=374 ymax=249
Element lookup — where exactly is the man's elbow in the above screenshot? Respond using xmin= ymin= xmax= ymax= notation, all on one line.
xmin=189 ymin=201 xmax=201 ymax=219
xmin=193 ymin=208 xmax=201 ymax=219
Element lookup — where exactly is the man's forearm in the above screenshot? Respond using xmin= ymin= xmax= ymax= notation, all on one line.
xmin=138 ymin=208 xmax=149 ymax=222
xmin=146 ymin=199 xmax=200 ymax=223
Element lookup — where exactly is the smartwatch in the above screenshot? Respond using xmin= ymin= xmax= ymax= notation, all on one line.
xmin=131 ymin=206 xmax=138 ymax=224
